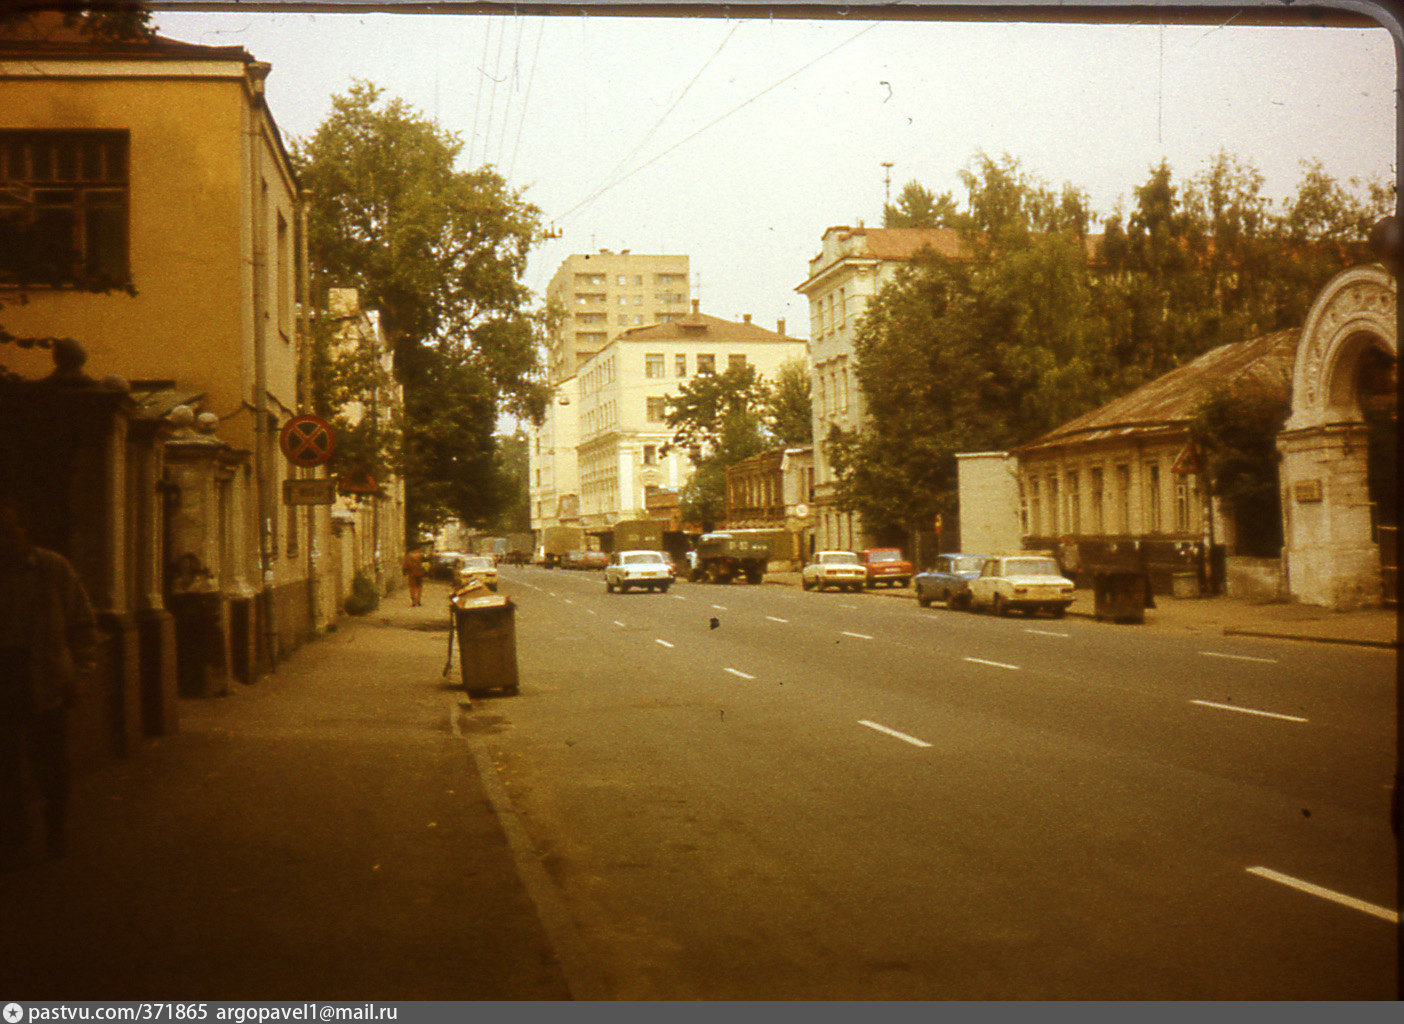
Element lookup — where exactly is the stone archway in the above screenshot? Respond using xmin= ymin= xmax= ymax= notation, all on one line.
xmin=1277 ymin=264 xmax=1397 ymax=608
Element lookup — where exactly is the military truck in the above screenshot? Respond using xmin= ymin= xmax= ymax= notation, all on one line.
xmin=689 ymin=531 xmax=771 ymax=584
xmin=503 ymin=533 xmax=533 ymax=565
xmin=541 ymin=525 xmax=584 ymax=568
xmin=612 ymin=518 xmax=665 ymax=553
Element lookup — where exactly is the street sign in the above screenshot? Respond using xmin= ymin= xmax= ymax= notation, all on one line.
xmin=279 ymin=414 xmax=336 ymax=467
xmin=283 ymin=478 xmax=336 ymax=505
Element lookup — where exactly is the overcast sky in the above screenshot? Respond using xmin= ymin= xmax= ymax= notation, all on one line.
xmin=155 ymin=8 xmax=1397 ymax=340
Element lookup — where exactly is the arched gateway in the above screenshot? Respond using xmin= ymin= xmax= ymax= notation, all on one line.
xmin=1278 ymin=264 xmax=1397 ymax=608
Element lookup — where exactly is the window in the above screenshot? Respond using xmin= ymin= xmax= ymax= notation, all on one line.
xmin=1047 ymin=476 xmax=1060 ymax=535
xmin=728 ymin=354 xmax=747 ymax=372
xmin=838 ymin=287 xmax=847 ymax=327
xmin=0 ymin=130 xmax=129 ymax=286
xmin=645 ymin=353 xmax=665 ymax=378
xmin=1030 ymin=479 xmax=1042 ymax=536
xmin=1089 ymin=468 xmax=1104 ymax=534
xmin=646 ymin=397 xmax=666 ymax=422
xmin=617 ymin=274 xmax=627 ymax=286
xmin=1067 ymin=470 xmax=1080 ymax=534
xmin=617 ymin=315 xmax=629 ymax=325
xmin=1175 ymin=476 xmax=1192 ymax=532
xmin=643 ymin=445 xmax=657 ymax=465
xmin=675 ymin=353 xmax=687 ymax=377
xmin=634 ymin=275 xmax=643 ymax=286
xmin=1116 ymin=465 xmax=1131 ymax=533
xmin=696 ymin=353 xmax=716 ymax=374
xmin=1147 ymin=464 xmax=1162 ymax=533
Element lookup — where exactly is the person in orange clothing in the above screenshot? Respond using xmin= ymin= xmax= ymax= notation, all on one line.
xmin=401 ymin=545 xmax=428 ymax=606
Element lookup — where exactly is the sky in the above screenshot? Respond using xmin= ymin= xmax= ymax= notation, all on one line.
xmin=154 ymin=6 xmax=1398 ymax=341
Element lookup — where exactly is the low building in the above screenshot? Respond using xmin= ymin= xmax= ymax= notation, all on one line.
xmin=1012 ymin=329 xmax=1300 ymax=597
xmin=723 ymin=446 xmax=815 ymax=568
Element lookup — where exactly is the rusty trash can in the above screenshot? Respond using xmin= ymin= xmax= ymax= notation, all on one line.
xmin=1092 ymin=570 xmax=1151 ymax=624
xmin=450 ymin=590 xmax=520 ymax=695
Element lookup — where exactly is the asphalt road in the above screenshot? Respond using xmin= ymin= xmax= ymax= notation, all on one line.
xmin=469 ymin=565 xmax=1398 ymax=999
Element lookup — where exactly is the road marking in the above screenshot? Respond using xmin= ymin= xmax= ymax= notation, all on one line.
xmin=655 ymin=639 xmax=674 ymax=648
xmin=724 ymin=667 xmax=755 ymax=680
xmin=1201 ymin=651 xmax=1279 ymax=664
xmin=563 ymin=599 xmax=574 ymax=605
xmin=859 ymin=720 xmax=932 ymax=748
xmin=1190 ymin=700 xmax=1307 ymax=723
xmin=712 ymin=604 xmax=728 ymax=611
xmin=1025 ymin=629 xmax=1069 ymax=638
xmin=838 ymin=603 xmax=858 ymax=610
xmin=1247 ymin=867 xmax=1398 ymax=924
xmin=585 ymin=609 xmax=598 ymax=616
xmin=546 ymin=591 xmax=556 ymax=597
xmin=766 ymin=616 xmax=789 ymax=623
xmin=671 ymin=594 xmax=687 ymax=601
xmin=841 ymin=631 xmax=873 ymax=640
xmin=613 ymin=620 xmax=626 ymax=628
xmin=964 ymin=657 xmax=1020 ymax=670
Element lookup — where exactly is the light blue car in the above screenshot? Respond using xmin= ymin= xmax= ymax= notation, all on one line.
xmin=913 ymin=553 xmax=987 ymax=609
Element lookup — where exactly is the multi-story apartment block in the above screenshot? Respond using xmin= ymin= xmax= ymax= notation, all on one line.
xmin=796 ymin=225 xmax=971 ymax=552
xmin=544 ymin=250 xmax=690 ymax=383
xmin=569 ymin=302 xmax=806 ymax=533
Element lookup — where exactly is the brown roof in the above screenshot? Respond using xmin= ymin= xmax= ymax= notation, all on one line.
xmin=618 ymin=311 xmax=800 ymax=344
xmin=1016 ymin=328 xmax=1300 ymax=455
xmin=0 ymin=11 xmax=253 ymax=62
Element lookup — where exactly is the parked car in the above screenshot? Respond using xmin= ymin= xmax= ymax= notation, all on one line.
xmin=454 ymin=554 xmax=498 ymax=591
xmin=801 ymin=550 xmax=867 ymax=592
xmin=966 ymin=555 xmax=1075 ymax=618
xmin=563 ymin=549 xmax=609 ymax=570
xmin=430 ymin=551 xmax=467 ymax=580
xmin=858 ymin=547 xmax=913 ymax=588
xmin=605 ymin=550 xmax=675 ymax=593
xmin=913 ymin=553 xmax=987 ymax=609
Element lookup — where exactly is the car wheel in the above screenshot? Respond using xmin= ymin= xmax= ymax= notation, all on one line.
xmin=605 ymin=578 xmax=613 ymax=593
xmin=1052 ymin=606 xmax=1066 ymax=619
xmin=801 ymin=576 xmax=813 ymax=591
xmin=659 ymin=583 xmax=671 ymax=594
xmin=992 ymin=594 xmax=1008 ymax=617
xmin=951 ymin=592 xmax=971 ymax=611
xmin=917 ymin=592 xmax=932 ymax=608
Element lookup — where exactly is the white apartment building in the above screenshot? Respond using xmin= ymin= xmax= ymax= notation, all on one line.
xmin=527 ymin=375 xmax=581 ymax=536
xmin=795 ymin=226 xmax=970 ymax=551
xmin=545 ymin=249 xmax=691 ymax=383
xmin=572 ymin=302 xmax=807 ymax=532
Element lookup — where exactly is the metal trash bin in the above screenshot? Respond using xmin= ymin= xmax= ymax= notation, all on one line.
xmin=451 ymin=591 xmax=520 ymax=695
xmin=1092 ymin=570 xmax=1150 ymax=624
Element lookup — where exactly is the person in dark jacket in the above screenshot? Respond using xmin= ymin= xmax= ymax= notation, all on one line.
xmin=0 ymin=500 xmax=97 ymax=868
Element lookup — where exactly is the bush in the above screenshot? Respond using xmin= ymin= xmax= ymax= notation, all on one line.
xmin=344 ymin=568 xmax=380 ymax=616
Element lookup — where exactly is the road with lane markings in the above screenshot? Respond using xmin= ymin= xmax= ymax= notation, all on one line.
xmin=463 ymin=565 xmax=1397 ymax=998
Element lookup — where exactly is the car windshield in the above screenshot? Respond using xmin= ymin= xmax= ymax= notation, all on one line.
xmin=463 ymin=556 xmax=493 ymax=568
xmin=1004 ymin=558 xmax=1060 ymax=576
xmin=952 ymin=556 xmax=983 ymax=573
xmin=867 ymin=550 xmax=902 ymax=562
xmin=623 ymin=552 xmax=663 ymax=564
xmin=821 ymin=552 xmax=859 ymax=565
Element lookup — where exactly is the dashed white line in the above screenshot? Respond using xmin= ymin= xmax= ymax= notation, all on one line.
xmin=585 ymin=609 xmax=598 ymax=616
xmin=712 ymin=604 xmax=729 ymax=611
xmin=724 ymin=668 xmax=755 ymax=680
xmin=859 ymin=720 xmax=932 ymax=748
xmin=613 ymin=620 xmax=626 ymax=628
xmin=1025 ymin=629 xmax=1069 ymax=637
xmin=766 ymin=616 xmax=789 ymax=624
xmin=841 ymin=631 xmax=873 ymax=640
xmin=655 ymin=639 xmax=675 ymax=649
xmin=1200 ymin=651 xmax=1278 ymax=664
xmin=1191 ymin=700 xmax=1307 ymax=723
xmin=563 ymin=599 xmax=574 ymax=605
xmin=670 ymin=594 xmax=687 ymax=601
xmin=964 ymin=657 xmax=1020 ymax=670
xmin=1247 ymin=867 xmax=1398 ymax=923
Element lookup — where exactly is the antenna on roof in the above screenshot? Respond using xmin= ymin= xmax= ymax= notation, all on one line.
xmin=881 ymin=161 xmax=894 ymax=206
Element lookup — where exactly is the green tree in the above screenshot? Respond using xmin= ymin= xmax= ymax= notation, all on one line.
xmin=1188 ymin=379 xmax=1292 ymax=557
xmin=882 ymin=181 xmax=959 ymax=228
xmin=765 ymin=357 xmax=813 ymax=445
xmin=295 ymin=83 xmax=550 ymax=536
xmin=664 ymin=362 xmax=773 ymax=525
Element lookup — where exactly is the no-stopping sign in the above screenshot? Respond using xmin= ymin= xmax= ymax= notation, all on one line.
xmin=279 ymin=414 xmax=336 ymax=467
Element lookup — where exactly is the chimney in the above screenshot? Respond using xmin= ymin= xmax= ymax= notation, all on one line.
xmin=743 ymin=314 xmax=751 ymax=324
xmin=777 ymin=318 xmax=786 ymax=336
xmin=691 ymin=299 xmax=700 ymax=314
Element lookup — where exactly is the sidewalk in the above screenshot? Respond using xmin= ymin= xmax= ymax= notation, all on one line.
xmin=763 ymin=571 xmax=1398 ymax=649
xmin=0 ymin=584 xmax=575 ymax=1000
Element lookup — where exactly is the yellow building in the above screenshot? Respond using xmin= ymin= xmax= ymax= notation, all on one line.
xmin=1 ymin=19 xmax=323 ymax=717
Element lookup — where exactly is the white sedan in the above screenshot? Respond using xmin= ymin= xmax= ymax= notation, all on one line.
xmin=605 ymin=550 xmax=675 ymax=593
xmin=967 ymin=555 xmax=1075 ymax=618
xmin=801 ymin=551 xmax=867 ymax=593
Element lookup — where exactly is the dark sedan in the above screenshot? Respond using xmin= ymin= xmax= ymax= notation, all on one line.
xmin=913 ymin=553 xmax=986 ymax=609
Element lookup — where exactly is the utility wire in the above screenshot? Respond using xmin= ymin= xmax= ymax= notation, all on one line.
xmin=469 ymin=16 xmax=493 ymax=166
xmin=495 ymin=16 xmax=526 ymax=170
xmin=483 ymin=16 xmax=509 ymax=168
xmin=507 ymin=17 xmax=546 ymax=180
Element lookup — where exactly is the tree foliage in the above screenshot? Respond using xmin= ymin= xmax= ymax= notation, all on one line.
xmin=837 ymin=150 xmax=1388 ymax=539
xmin=294 ymin=82 xmax=550 ymax=535
xmin=883 ymin=181 xmax=958 ymax=228
xmin=765 ymin=357 xmax=813 ymax=445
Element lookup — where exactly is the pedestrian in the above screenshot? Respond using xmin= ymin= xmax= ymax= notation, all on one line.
xmin=401 ymin=545 xmax=427 ymax=607
xmin=0 ymin=499 xmax=97 ymax=868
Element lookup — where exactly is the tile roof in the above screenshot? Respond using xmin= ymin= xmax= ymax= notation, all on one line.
xmin=618 ymin=311 xmax=800 ymax=344
xmin=1016 ymin=328 xmax=1300 ymax=455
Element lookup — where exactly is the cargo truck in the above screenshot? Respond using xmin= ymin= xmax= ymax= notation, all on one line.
xmin=541 ymin=525 xmax=584 ymax=568
xmin=689 ymin=531 xmax=770 ymax=584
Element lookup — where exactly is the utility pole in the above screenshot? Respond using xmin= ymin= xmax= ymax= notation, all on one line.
xmin=881 ymin=161 xmax=894 ymax=206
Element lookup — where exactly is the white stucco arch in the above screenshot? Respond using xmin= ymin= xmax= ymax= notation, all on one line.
xmin=1278 ymin=264 xmax=1397 ymax=608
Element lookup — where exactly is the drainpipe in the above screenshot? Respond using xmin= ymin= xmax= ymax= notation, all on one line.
xmin=249 ymin=60 xmax=277 ymax=671
xmin=299 ymin=190 xmax=318 ymax=633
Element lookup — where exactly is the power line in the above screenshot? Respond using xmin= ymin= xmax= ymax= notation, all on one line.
xmin=507 ymin=17 xmax=546 ymax=180
xmin=495 ymin=16 xmax=526 ymax=169
xmin=483 ymin=15 xmax=509 ymax=168
xmin=468 ymin=16 xmax=493 ymax=166
xmin=557 ymin=19 xmax=883 ymax=224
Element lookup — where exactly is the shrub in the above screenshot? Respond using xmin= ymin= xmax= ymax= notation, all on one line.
xmin=344 ymin=568 xmax=380 ymax=616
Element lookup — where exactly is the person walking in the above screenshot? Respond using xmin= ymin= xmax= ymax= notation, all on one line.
xmin=401 ymin=545 xmax=428 ymax=607
xmin=0 ymin=500 xmax=98 ymax=868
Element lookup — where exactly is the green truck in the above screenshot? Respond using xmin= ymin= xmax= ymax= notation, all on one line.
xmin=689 ymin=531 xmax=771 ymax=584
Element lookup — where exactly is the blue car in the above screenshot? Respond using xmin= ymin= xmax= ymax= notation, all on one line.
xmin=913 ymin=553 xmax=987 ymax=609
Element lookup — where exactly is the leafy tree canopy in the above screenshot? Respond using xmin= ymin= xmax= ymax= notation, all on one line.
xmin=294 ymin=82 xmax=551 ymax=535
xmin=767 ymin=357 xmax=814 ymax=445
xmin=883 ymin=181 xmax=959 ymax=228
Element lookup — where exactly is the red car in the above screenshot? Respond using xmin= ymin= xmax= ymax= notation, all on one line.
xmin=858 ymin=548 xmax=913 ymax=588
